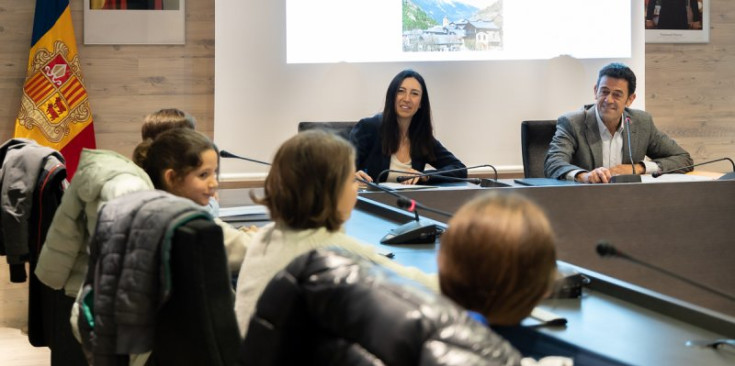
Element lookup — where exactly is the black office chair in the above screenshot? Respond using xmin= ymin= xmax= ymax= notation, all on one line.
xmin=297 ymin=121 xmax=357 ymax=141
xmin=148 ymin=218 xmax=241 ymax=366
xmin=521 ymin=120 xmax=558 ymax=178
xmin=239 ymin=247 xmax=521 ymax=366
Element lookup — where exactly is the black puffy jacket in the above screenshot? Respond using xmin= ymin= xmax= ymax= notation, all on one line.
xmin=240 ymin=247 xmax=522 ymax=366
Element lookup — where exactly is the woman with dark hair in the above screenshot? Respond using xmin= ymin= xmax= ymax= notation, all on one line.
xmin=351 ymin=69 xmax=466 ymax=184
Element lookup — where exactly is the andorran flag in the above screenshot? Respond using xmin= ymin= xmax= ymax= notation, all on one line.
xmin=14 ymin=0 xmax=96 ymax=179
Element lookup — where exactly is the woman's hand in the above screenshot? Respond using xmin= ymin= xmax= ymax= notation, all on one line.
xmin=400 ymin=168 xmax=425 ymax=185
xmin=355 ymin=170 xmax=372 ymax=183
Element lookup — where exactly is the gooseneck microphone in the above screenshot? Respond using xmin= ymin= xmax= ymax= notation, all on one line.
xmin=626 ymin=117 xmax=636 ymax=175
xmin=394 ymin=194 xmax=453 ymax=218
xmin=219 ymin=149 xmax=271 ymax=166
xmin=359 ymin=178 xmax=452 ymax=218
xmin=395 ymin=164 xmax=500 ymax=185
xmin=610 ymin=116 xmax=642 ymax=183
xmin=596 ymin=241 xmax=735 ymax=302
xmin=652 ymin=157 xmax=735 ymax=179
xmin=358 ymin=178 xmax=451 ymax=244
xmin=399 ymin=174 xmax=507 ymax=188
xmin=595 ymin=241 xmax=632 ymax=259
xmin=376 ymin=169 xmax=415 ymax=184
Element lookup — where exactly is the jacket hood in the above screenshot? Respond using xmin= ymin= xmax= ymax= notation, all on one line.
xmin=74 ymin=149 xmax=153 ymax=202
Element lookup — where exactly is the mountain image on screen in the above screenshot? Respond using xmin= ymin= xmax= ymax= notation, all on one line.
xmin=403 ymin=0 xmax=503 ymax=52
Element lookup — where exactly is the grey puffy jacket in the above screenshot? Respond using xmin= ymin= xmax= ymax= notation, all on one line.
xmin=77 ymin=190 xmax=212 ymax=365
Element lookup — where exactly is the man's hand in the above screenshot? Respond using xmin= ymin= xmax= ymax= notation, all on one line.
xmin=609 ymin=163 xmax=645 ymax=176
xmin=576 ymin=167 xmax=612 ymax=183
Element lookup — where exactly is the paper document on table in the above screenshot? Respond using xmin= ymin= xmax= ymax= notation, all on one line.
xmin=370 ymin=182 xmax=438 ymax=191
xmin=219 ymin=205 xmax=269 ymax=217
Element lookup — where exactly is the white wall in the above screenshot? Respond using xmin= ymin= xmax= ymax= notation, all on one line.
xmin=214 ymin=0 xmax=645 ymax=180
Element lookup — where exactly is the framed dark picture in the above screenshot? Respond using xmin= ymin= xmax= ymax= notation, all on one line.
xmin=84 ymin=0 xmax=185 ymax=45
xmin=645 ymin=0 xmax=709 ymax=43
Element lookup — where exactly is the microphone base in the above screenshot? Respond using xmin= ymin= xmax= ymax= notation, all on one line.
xmin=479 ymin=179 xmax=511 ymax=188
xmin=380 ymin=220 xmax=438 ymax=245
xmin=610 ymin=174 xmax=642 ymax=184
xmin=551 ymin=263 xmax=591 ymax=299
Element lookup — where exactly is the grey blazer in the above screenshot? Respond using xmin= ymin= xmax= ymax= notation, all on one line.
xmin=544 ymin=105 xmax=692 ymax=179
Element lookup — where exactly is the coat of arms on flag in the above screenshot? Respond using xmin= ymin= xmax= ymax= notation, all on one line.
xmin=17 ymin=41 xmax=92 ymax=144
xmin=14 ymin=0 xmax=96 ymax=178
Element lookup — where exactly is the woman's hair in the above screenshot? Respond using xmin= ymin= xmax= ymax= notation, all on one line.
xmin=141 ymin=108 xmax=197 ymax=140
xmin=438 ymin=192 xmax=557 ymax=326
xmin=254 ymin=130 xmax=354 ymax=232
xmin=133 ymin=128 xmax=215 ymax=190
xmin=380 ymin=69 xmax=435 ymax=160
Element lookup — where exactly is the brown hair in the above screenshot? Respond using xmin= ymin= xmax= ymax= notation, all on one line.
xmin=438 ymin=192 xmax=557 ymax=326
xmin=133 ymin=128 xmax=215 ymax=190
xmin=140 ymin=108 xmax=197 ymax=140
xmin=254 ymin=130 xmax=354 ymax=232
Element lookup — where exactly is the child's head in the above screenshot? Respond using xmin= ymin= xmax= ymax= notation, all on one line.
xmin=438 ymin=192 xmax=557 ymax=326
xmin=134 ymin=128 xmax=218 ymax=206
xmin=141 ymin=108 xmax=197 ymax=140
xmin=256 ymin=130 xmax=357 ymax=232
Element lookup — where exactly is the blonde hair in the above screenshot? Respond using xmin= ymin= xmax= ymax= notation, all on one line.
xmin=438 ymin=192 xmax=557 ymax=325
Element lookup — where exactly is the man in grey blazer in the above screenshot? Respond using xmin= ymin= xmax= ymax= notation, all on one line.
xmin=545 ymin=63 xmax=692 ymax=183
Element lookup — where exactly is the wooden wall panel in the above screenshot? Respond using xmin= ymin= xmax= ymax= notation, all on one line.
xmin=0 ymin=2 xmax=33 ymax=142
xmin=646 ymin=0 xmax=735 ymax=172
xmin=0 ymin=0 xmax=733 ymax=173
xmin=0 ymin=0 xmax=215 ymax=159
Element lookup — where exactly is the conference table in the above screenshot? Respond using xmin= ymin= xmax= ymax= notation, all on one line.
xmin=220 ymin=177 xmax=735 ymax=366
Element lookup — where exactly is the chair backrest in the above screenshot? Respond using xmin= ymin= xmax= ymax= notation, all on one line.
xmin=149 ymin=218 xmax=241 ymax=366
xmin=297 ymin=121 xmax=357 ymax=141
xmin=521 ymin=120 xmax=557 ymax=178
xmin=239 ymin=247 xmax=521 ymax=366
